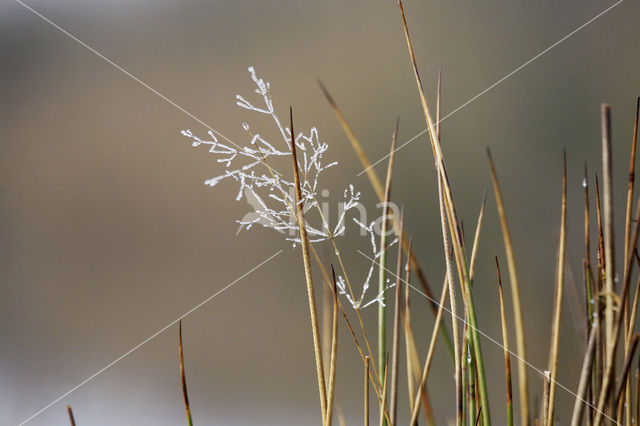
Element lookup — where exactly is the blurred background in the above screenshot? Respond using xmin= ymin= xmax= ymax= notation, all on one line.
xmin=2 ymin=0 xmax=640 ymax=424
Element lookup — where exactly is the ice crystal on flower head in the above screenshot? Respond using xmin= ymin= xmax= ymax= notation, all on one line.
xmin=333 ymin=218 xmax=398 ymax=309
xmin=181 ymin=66 xmax=361 ymax=245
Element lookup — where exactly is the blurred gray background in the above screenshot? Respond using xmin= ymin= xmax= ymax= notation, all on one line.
xmin=2 ymin=0 xmax=640 ymax=424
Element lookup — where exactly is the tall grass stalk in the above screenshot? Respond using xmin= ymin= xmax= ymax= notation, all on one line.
xmin=377 ymin=120 xmax=399 ymax=425
xmin=324 ymin=267 xmax=340 ymax=426
xmin=496 ymin=258 xmax=514 ymax=426
xmin=545 ymin=153 xmax=568 ymax=426
xmin=289 ymin=107 xmax=328 ymax=423
xmin=622 ymin=97 xmax=640 ymax=425
xmin=570 ymin=318 xmax=599 ymax=426
xmin=602 ymin=105 xmax=616 ymax=362
xmin=487 ymin=150 xmax=530 ymax=425
xmin=365 ymin=356 xmax=370 ymax=426
xmin=410 ymin=274 xmax=449 ymax=425
xmin=318 ymin=82 xmax=455 ymax=360
xmin=396 ymin=1 xmax=490 ymax=422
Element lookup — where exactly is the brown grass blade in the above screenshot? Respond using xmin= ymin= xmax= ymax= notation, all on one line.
xmin=290 ymin=107 xmax=327 ymax=423
xmin=179 ymin=321 xmax=194 ymax=426
xmin=543 ymin=373 xmax=550 ymax=426
xmin=584 ymin=166 xmax=595 ymax=337
xmin=410 ymin=274 xmax=449 ymax=425
xmin=322 ymin=263 xmax=332 ymax=382
xmin=602 ymin=104 xmax=616 ymax=355
xmin=365 ymin=356 xmax=370 ymax=426
xmin=615 ymin=334 xmax=640 ymax=414
xmin=317 ymin=81 xmax=384 ymax=201
xmin=623 ymin=97 xmax=640 ymax=425
xmin=636 ymin=362 xmax=640 ymax=426
xmin=325 ymin=267 xmax=340 ymax=426
xmin=624 ymin=97 xmax=640 ymax=293
xmin=585 ymin=164 xmax=592 ymax=276
xmin=626 ymin=268 xmax=640 ymax=350
xmin=318 ymin=81 xmax=452 ymax=358
xmin=401 ymin=244 xmax=435 ymax=426
xmin=397 ymin=0 xmax=490 ymax=421
xmin=497 ymin=257 xmax=514 ymax=426
xmin=67 ymin=405 xmax=76 ymax=426
xmin=395 ymin=6 xmax=489 ymax=420
xmin=593 ymin=201 xmax=640 ymax=426
xmin=595 ymin=173 xmax=606 ymax=397
xmin=469 ymin=190 xmax=488 ymax=282
xmin=546 ymin=152 xmax=568 ymax=426
xmin=403 ymin=240 xmax=417 ymax=414
xmin=595 ymin=174 xmax=605 ymax=287
xmin=306 ymin=240 xmax=391 ymax=425
xmin=476 ymin=406 xmax=483 ymax=426
xmin=570 ymin=317 xmax=599 ymax=426
xmin=487 ymin=148 xmax=530 ymax=425
xmin=437 ymin=163 xmax=463 ymax=426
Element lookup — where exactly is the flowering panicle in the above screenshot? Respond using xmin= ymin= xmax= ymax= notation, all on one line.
xmin=181 ymin=67 xmax=360 ymax=244
xmin=334 ymin=218 xmax=398 ymax=309
xmin=182 ymin=66 xmax=393 ymax=308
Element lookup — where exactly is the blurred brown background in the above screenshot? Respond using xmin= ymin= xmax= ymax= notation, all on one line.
xmin=2 ymin=0 xmax=640 ymax=424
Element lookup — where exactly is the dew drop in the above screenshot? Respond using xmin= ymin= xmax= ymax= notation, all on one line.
xmin=582 ymin=178 xmax=587 ymax=188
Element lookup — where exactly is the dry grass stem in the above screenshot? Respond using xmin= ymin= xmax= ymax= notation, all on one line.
xmin=179 ymin=321 xmax=194 ymax=426
xmin=318 ymin=81 xmax=453 ymax=358
xmin=497 ymin=257 xmax=514 ymax=426
xmin=67 ymin=406 xmax=76 ymax=426
xmin=365 ymin=356 xmax=370 ymax=426
xmin=545 ymin=153 xmax=568 ymax=426
xmin=487 ymin=148 xmax=530 ymax=426
xmin=602 ymin=104 xmax=615 ymax=355
xmin=325 ymin=267 xmax=340 ymax=426
xmin=410 ymin=275 xmax=449 ymax=425
xmin=289 ymin=107 xmax=328 ymax=422
xmin=570 ymin=318 xmax=599 ymax=426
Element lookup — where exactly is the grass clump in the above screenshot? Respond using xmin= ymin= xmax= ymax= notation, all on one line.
xmin=61 ymin=2 xmax=640 ymax=425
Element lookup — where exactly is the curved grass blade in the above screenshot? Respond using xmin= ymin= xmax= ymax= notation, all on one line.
xmin=496 ymin=257 xmax=514 ymax=426
xmin=178 ymin=321 xmax=194 ymax=426
xmin=487 ymin=149 xmax=530 ymax=425
xmin=546 ymin=152 xmax=568 ymax=426
xmin=290 ymin=107 xmax=328 ymax=423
